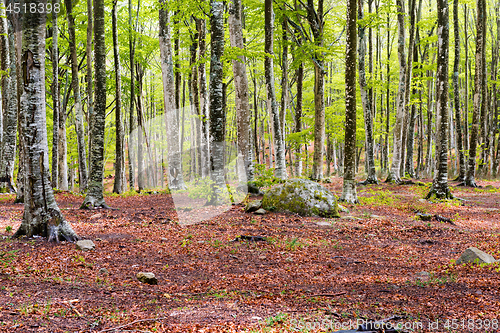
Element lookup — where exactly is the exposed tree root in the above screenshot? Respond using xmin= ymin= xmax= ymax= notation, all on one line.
xmin=457 ymin=179 xmax=479 ymax=187
xmin=358 ymin=177 xmax=378 ymax=185
xmin=425 ymin=186 xmax=454 ymax=200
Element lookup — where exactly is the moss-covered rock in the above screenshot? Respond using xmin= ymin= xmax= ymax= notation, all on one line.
xmin=261 ymin=179 xmax=340 ymax=218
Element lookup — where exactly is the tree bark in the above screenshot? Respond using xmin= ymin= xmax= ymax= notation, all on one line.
xmin=264 ymin=0 xmax=287 ymax=180
xmin=426 ymin=0 xmax=452 ymax=199
xmin=65 ymin=0 xmax=89 ymax=192
xmin=0 ymin=8 xmax=17 ymax=193
xmin=159 ymin=0 xmax=186 ymax=191
xmin=86 ymin=0 xmax=94 ymax=177
xmin=386 ymin=0 xmax=406 ymax=183
xmin=229 ymin=0 xmax=255 ymax=190
xmin=112 ymin=0 xmax=125 ymax=194
xmin=14 ymin=1 xmax=78 ymax=241
xmin=81 ymin=0 xmax=108 ymax=208
xmin=295 ymin=63 xmax=304 ymax=176
xmin=340 ymin=0 xmax=358 ymax=204
xmin=463 ymin=0 xmax=485 ymax=187
xmin=128 ymin=0 xmax=137 ymax=190
xmin=358 ymin=0 xmax=377 ymax=184
xmin=51 ymin=0 xmax=59 ymax=189
xmin=197 ymin=18 xmax=210 ymax=179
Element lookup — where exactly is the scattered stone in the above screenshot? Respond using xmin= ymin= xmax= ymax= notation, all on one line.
xmin=245 ymin=200 xmax=262 ymax=213
xmin=232 ymin=235 xmax=266 ymax=242
xmin=316 ymin=221 xmax=332 ymax=227
xmin=370 ymin=214 xmax=382 ymax=219
xmin=254 ymin=208 xmax=267 ymax=215
xmin=419 ymin=239 xmax=436 ymax=245
xmin=160 ymin=238 xmax=168 ymax=242
xmin=418 ymin=198 xmax=428 ymax=203
xmin=98 ymin=268 xmax=109 ymax=275
xmin=89 ymin=213 xmax=102 ymax=220
xmin=341 ymin=215 xmax=361 ymax=220
xmin=415 ymin=271 xmax=431 ymax=281
xmin=416 ymin=213 xmax=433 ymax=221
xmin=76 ymin=240 xmax=95 ymax=251
xmin=456 ymin=247 xmax=497 ymax=265
xmin=137 ymin=272 xmax=158 ymax=285
xmin=95 ymin=238 xmax=102 ymax=242
xmin=261 ymin=179 xmax=340 ymax=218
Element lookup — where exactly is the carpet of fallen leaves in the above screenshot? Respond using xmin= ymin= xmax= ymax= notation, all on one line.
xmin=1 ymin=177 xmax=500 ymax=332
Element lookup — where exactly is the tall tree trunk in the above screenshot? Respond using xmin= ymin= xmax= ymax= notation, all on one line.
xmin=386 ymin=0 xmax=406 ymax=183
xmin=264 ymin=0 xmax=287 ymax=180
xmin=463 ymin=5 xmax=469 ymax=155
xmin=159 ymin=0 xmax=186 ymax=191
xmin=112 ymin=0 xmax=125 ymax=194
xmin=229 ymin=0 xmax=255 ymax=191
xmin=86 ymin=0 xmax=94 ymax=177
xmin=51 ymin=0 xmax=59 ymax=189
xmin=197 ymin=18 xmax=210 ymax=178
xmin=65 ymin=0 xmax=89 ymax=192
xmin=13 ymin=11 xmax=24 ymax=203
xmin=58 ymin=74 xmax=69 ymax=191
xmin=14 ymin=1 xmax=78 ymax=241
xmin=295 ymin=63 xmax=304 ymax=176
xmin=207 ymin=0 xmax=227 ymax=203
xmin=0 ymin=8 xmax=17 ymax=193
xmin=136 ymin=64 xmax=146 ymax=191
xmin=340 ymin=0 xmax=358 ymax=203
xmin=128 ymin=0 xmax=137 ymax=190
xmin=81 ymin=0 xmax=108 ymax=208
xmin=427 ymin=0 xmax=452 ymax=199
xmin=358 ymin=0 xmax=377 ymax=184
xmin=189 ymin=24 xmax=201 ymax=177
xmin=477 ymin=0 xmax=488 ymax=175
xmin=452 ymin=0 xmax=466 ymax=181
xmin=463 ymin=0 xmax=485 ymax=187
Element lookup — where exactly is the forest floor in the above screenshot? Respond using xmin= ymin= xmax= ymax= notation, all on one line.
xmin=0 ymin=177 xmax=500 ymax=332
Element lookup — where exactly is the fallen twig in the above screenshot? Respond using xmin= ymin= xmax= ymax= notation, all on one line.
xmin=308 ymin=291 xmax=346 ymax=297
xmin=98 ymin=317 xmax=168 ymax=332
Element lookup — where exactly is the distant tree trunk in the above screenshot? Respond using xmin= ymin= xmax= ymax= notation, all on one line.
xmin=386 ymin=0 xmax=406 ymax=183
xmin=65 ymin=0 xmax=88 ymax=192
xmin=81 ymin=0 xmax=108 ymax=208
xmin=136 ymin=64 xmax=146 ymax=191
xmin=452 ymin=0 xmax=465 ymax=181
xmin=264 ymin=0 xmax=287 ymax=180
xmin=280 ymin=18 xmax=288 ymax=140
xmin=159 ymin=0 xmax=186 ymax=191
xmin=13 ymin=12 xmax=24 ymax=203
xmin=427 ymin=0 xmax=452 ymax=199
xmin=383 ymin=12 xmax=390 ymax=173
xmin=477 ymin=0 xmax=488 ymax=175
xmin=340 ymin=0 xmax=358 ymax=203
xmin=0 ymin=8 xmax=17 ymax=193
xmin=189 ymin=24 xmax=201 ymax=177
xmin=197 ymin=18 xmax=210 ymax=178
xmin=208 ymin=0 xmax=227 ymax=203
xmin=229 ymin=0 xmax=255 ymax=189
xmin=463 ymin=0 xmax=485 ymax=187
xmin=58 ymin=74 xmax=69 ymax=191
xmin=358 ymin=0 xmax=377 ymax=184
xmin=51 ymin=0 xmax=59 ymax=189
xmin=112 ymin=0 xmax=125 ymax=194
xmin=295 ymin=63 xmax=304 ymax=176
xmin=463 ymin=5 xmax=469 ymax=155
xmin=14 ymin=2 xmax=78 ymax=241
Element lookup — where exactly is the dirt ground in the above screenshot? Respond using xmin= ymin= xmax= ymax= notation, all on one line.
xmin=0 ymin=177 xmax=499 ymax=332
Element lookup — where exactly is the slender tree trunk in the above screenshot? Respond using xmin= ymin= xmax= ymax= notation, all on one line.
xmin=197 ymin=19 xmax=210 ymax=178
xmin=189 ymin=25 xmax=201 ymax=178
xmin=295 ymin=63 xmax=304 ymax=176
xmin=452 ymin=0 xmax=466 ymax=181
xmin=159 ymin=0 xmax=186 ymax=191
xmin=136 ymin=65 xmax=146 ymax=191
xmin=58 ymin=74 xmax=69 ymax=191
xmin=386 ymin=0 xmax=406 ymax=183
xmin=340 ymin=0 xmax=358 ymax=203
xmin=264 ymin=0 xmax=287 ymax=180
xmin=229 ymin=0 xmax=255 ymax=190
xmin=358 ymin=0 xmax=377 ymax=184
xmin=14 ymin=1 xmax=78 ymax=241
xmin=427 ymin=0 xmax=452 ymax=199
xmin=13 ymin=11 xmax=24 ymax=203
xmin=463 ymin=5 xmax=469 ymax=155
xmin=112 ymin=0 xmax=125 ymax=194
xmin=51 ymin=0 xmax=59 ymax=189
xmin=0 ymin=8 xmax=17 ymax=193
xmin=463 ymin=0 xmax=485 ymax=187
xmin=81 ymin=0 xmax=108 ymax=208
xmin=207 ymin=0 xmax=227 ymax=203
xmin=128 ymin=0 xmax=136 ymax=190
xmin=86 ymin=0 xmax=94 ymax=176
xmin=477 ymin=0 xmax=488 ymax=175
xmin=65 ymin=0 xmax=88 ymax=192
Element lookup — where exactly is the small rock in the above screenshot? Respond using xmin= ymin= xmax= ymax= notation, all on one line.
xmin=418 ymin=198 xmax=428 ymax=203
xmin=456 ymin=247 xmax=497 ymax=265
xmin=416 ymin=213 xmax=433 ymax=221
xmin=254 ymin=208 xmax=267 ymax=215
xmin=95 ymin=238 xmax=102 ymax=242
xmin=415 ymin=271 xmax=430 ymax=280
xmin=76 ymin=240 xmax=95 ymax=251
xmin=245 ymin=200 xmax=262 ymax=213
xmin=160 ymin=238 xmax=168 ymax=242
xmin=137 ymin=272 xmax=158 ymax=285
xmin=316 ymin=221 xmax=332 ymax=227
xmin=98 ymin=268 xmax=109 ymax=275
xmin=337 ymin=204 xmax=350 ymax=213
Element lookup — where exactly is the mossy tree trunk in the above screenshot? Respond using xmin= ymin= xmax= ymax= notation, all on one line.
xmin=14 ymin=2 xmax=78 ymax=241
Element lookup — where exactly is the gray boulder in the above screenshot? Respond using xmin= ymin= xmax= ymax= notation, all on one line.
xmin=456 ymin=247 xmax=497 ymax=265
xmin=254 ymin=208 xmax=267 ymax=215
xmin=261 ymin=179 xmax=340 ymax=218
xmin=137 ymin=272 xmax=158 ymax=285
xmin=76 ymin=240 xmax=95 ymax=251
xmin=245 ymin=200 xmax=262 ymax=213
